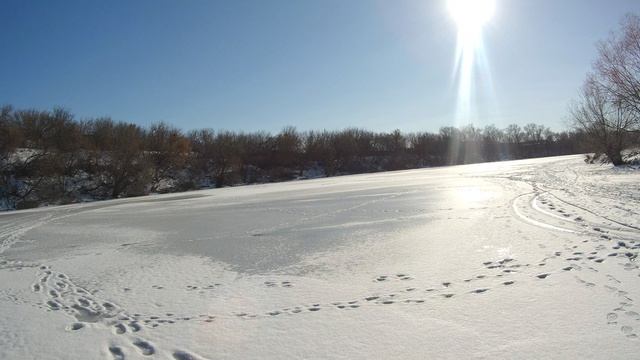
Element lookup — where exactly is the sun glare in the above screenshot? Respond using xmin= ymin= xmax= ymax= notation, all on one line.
xmin=446 ymin=0 xmax=497 ymax=164
xmin=448 ymin=0 xmax=496 ymax=126
xmin=448 ymin=0 xmax=495 ymax=40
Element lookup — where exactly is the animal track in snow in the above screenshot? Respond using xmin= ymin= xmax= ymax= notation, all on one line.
xmin=375 ymin=274 xmax=413 ymax=282
xmin=27 ymin=214 xmax=640 ymax=348
xmin=264 ymin=281 xmax=293 ymax=288
xmin=113 ymin=323 xmax=126 ymax=335
xmin=471 ymin=288 xmax=489 ymax=294
xmin=173 ymin=350 xmax=203 ymax=360
xmin=29 ymin=265 xmax=207 ymax=356
xmin=133 ymin=339 xmax=155 ymax=356
xmin=108 ymin=346 xmax=125 ymax=360
xmin=186 ymin=283 xmax=221 ymax=291
xmin=67 ymin=322 xmax=84 ymax=331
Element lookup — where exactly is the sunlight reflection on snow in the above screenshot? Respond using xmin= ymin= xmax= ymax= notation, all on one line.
xmin=455 ymin=186 xmax=492 ymax=202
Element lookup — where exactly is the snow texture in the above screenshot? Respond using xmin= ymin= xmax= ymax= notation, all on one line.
xmin=0 ymin=154 xmax=639 ymax=359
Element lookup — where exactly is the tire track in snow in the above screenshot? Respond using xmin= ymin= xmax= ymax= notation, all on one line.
xmin=543 ymin=190 xmax=640 ymax=232
xmin=511 ymin=192 xmax=576 ymax=233
xmin=532 ymin=193 xmax=576 ymax=222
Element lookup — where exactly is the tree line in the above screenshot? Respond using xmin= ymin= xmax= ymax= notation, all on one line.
xmin=1 ymin=104 xmax=585 ymax=209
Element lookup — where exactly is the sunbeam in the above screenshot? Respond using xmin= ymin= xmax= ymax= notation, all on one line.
xmin=448 ymin=0 xmax=496 ymax=125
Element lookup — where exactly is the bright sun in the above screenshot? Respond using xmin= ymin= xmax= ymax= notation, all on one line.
xmin=447 ymin=0 xmax=495 ymax=41
xmin=447 ymin=0 xmax=496 ymax=130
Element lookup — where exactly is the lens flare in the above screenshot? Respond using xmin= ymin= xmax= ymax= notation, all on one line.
xmin=448 ymin=0 xmax=496 ymax=125
xmin=448 ymin=0 xmax=495 ymax=41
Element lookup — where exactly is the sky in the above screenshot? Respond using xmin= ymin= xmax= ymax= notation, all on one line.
xmin=2 ymin=0 xmax=640 ymax=133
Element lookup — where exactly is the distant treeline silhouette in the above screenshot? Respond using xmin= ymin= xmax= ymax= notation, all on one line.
xmin=1 ymin=105 xmax=586 ymax=209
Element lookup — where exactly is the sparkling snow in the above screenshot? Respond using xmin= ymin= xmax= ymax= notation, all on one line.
xmin=1 ymin=155 xmax=639 ymax=359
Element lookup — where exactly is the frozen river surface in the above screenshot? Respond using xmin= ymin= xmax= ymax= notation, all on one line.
xmin=1 ymin=155 xmax=639 ymax=359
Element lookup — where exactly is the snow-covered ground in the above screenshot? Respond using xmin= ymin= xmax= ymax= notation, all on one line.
xmin=0 ymin=155 xmax=638 ymax=359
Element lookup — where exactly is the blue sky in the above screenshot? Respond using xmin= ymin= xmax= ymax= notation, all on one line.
xmin=2 ymin=0 xmax=640 ymax=132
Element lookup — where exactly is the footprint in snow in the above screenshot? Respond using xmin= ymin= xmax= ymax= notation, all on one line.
xmin=471 ymin=288 xmax=489 ymax=294
xmin=575 ymin=277 xmax=595 ymax=287
xmin=133 ymin=339 xmax=155 ymax=356
xmin=621 ymin=326 xmax=637 ymax=338
xmin=405 ymin=299 xmax=425 ymax=304
xmin=264 ymin=281 xmax=293 ymax=288
xmin=128 ymin=322 xmax=141 ymax=332
xmin=47 ymin=300 xmax=60 ymax=310
xmin=376 ymin=274 xmax=412 ymax=282
xmin=336 ymin=303 xmax=360 ymax=309
xmin=625 ymin=311 xmax=640 ymax=320
xmin=108 ymin=346 xmax=125 ymax=360
xmin=67 ymin=322 xmax=84 ymax=331
xmin=113 ymin=323 xmax=126 ymax=335
xmin=173 ymin=350 xmax=201 ymax=360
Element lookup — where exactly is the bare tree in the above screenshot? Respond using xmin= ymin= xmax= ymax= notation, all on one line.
xmin=0 ymin=106 xmax=21 ymax=163
xmin=572 ymin=13 xmax=640 ymax=165
xmin=272 ymin=126 xmax=302 ymax=175
xmin=482 ymin=124 xmax=504 ymax=161
xmin=0 ymin=106 xmax=22 ymax=206
xmin=504 ymin=124 xmax=524 ymax=158
xmin=85 ymin=119 xmax=151 ymax=198
xmin=145 ymin=122 xmax=190 ymax=191
xmin=189 ymin=129 xmax=240 ymax=188
xmin=594 ymin=14 xmax=640 ymax=121
xmin=571 ymin=78 xmax=635 ymax=165
xmin=523 ymin=123 xmax=544 ymax=143
xmin=505 ymin=124 xmax=523 ymax=144
xmin=303 ymin=130 xmax=337 ymax=175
